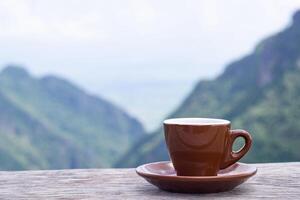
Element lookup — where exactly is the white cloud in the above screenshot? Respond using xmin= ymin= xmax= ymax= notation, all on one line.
xmin=0 ymin=0 xmax=110 ymax=41
xmin=0 ymin=0 xmax=299 ymax=79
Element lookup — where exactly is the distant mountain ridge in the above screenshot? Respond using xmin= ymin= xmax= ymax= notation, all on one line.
xmin=0 ymin=66 xmax=145 ymax=170
xmin=116 ymin=10 xmax=300 ymax=167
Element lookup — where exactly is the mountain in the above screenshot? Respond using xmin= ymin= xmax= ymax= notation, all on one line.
xmin=116 ymin=10 xmax=300 ymax=167
xmin=0 ymin=66 xmax=145 ymax=170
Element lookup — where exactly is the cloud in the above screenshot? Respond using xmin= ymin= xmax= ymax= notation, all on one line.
xmin=0 ymin=0 xmax=299 ymax=79
xmin=0 ymin=0 xmax=110 ymax=41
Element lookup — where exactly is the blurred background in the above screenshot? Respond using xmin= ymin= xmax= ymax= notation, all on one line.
xmin=0 ymin=0 xmax=299 ymax=170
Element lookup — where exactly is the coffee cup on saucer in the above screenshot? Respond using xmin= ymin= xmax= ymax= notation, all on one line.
xmin=163 ymin=118 xmax=252 ymax=176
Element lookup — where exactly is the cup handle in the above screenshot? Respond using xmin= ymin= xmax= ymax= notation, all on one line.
xmin=220 ymin=129 xmax=252 ymax=169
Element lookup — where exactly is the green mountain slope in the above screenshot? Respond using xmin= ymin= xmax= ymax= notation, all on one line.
xmin=116 ymin=10 xmax=300 ymax=167
xmin=0 ymin=66 xmax=145 ymax=170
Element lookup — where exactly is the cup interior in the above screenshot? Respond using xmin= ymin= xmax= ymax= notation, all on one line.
xmin=163 ymin=118 xmax=230 ymax=125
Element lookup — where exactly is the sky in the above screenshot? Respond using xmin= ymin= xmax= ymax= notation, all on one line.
xmin=0 ymin=0 xmax=300 ymax=130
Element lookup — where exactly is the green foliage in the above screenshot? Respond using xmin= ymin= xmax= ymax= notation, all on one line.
xmin=0 ymin=66 xmax=145 ymax=170
xmin=116 ymin=10 xmax=300 ymax=167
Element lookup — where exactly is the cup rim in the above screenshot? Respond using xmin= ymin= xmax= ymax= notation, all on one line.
xmin=163 ymin=118 xmax=230 ymax=126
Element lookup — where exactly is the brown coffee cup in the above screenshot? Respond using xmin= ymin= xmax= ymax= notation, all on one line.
xmin=164 ymin=118 xmax=252 ymax=176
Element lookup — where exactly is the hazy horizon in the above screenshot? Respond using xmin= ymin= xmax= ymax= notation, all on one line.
xmin=0 ymin=0 xmax=300 ymax=130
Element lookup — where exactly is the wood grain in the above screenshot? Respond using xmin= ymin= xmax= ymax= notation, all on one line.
xmin=0 ymin=162 xmax=298 ymax=199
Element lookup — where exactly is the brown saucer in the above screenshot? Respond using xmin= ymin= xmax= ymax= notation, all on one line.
xmin=136 ymin=161 xmax=257 ymax=193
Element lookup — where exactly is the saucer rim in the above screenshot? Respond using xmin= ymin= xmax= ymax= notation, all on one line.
xmin=136 ymin=161 xmax=257 ymax=181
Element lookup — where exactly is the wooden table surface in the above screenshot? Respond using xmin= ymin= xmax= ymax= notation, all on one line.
xmin=0 ymin=162 xmax=299 ymax=199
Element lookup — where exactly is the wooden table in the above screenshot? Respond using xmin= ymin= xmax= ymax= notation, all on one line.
xmin=0 ymin=162 xmax=299 ymax=199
